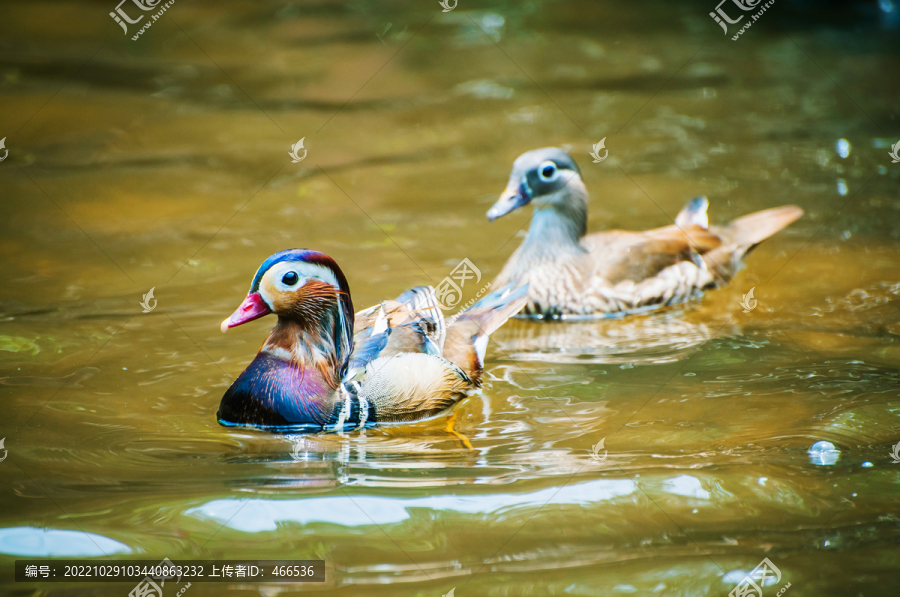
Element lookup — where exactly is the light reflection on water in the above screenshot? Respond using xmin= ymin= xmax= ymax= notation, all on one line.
xmin=0 ymin=528 xmax=132 ymax=557
xmin=186 ymin=478 xmax=639 ymax=530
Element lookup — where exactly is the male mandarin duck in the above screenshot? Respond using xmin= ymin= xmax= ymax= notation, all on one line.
xmin=218 ymin=249 xmax=527 ymax=431
xmin=487 ymin=148 xmax=804 ymax=318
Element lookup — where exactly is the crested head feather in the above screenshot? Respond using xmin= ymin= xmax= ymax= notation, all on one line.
xmin=249 ymin=250 xmax=346 ymax=297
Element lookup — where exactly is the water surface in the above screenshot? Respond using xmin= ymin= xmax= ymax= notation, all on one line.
xmin=1 ymin=0 xmax=899 ymax=595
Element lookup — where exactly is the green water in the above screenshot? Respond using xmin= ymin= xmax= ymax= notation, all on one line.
xmin=1 ymin=0 xmax=899 ymax=595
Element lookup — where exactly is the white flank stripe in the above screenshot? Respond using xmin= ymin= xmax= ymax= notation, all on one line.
xmin=357 ymin=395 xmax=369 ymax=429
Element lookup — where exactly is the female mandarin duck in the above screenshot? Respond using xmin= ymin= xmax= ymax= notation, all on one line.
xmin=218 ymin=249 xmax=527 ymax=431
xmin=487 ymin=148 xmax=803 ymax=318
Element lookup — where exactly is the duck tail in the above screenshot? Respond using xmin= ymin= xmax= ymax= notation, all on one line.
xmin=442 ymin=284 xmax=528 ymax=384
xmin=704 ymin=205 xmax=804 ymax=283
xmin=724 ymin=205 xmax=804 ymax=248
xmin=457 ymin=283 xmax=529 ymax=335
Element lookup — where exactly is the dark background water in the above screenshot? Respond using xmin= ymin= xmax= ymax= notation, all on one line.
xmin=1 ymin=0 xmax=899 ymax=595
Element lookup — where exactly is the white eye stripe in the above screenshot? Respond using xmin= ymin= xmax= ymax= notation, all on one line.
xmin=259 ymin=261 xmax=341 ymax=305
xmin=268 ymin=261 xmax=338 ymax=287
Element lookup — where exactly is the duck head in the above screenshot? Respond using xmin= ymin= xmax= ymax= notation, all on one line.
xmin=218 ymin=249 xmax=355 ymax=428
xmin=221 ymin=249 xmax=354 ymax=341
xmin=487 ymin=147 xmax=584 ymax=222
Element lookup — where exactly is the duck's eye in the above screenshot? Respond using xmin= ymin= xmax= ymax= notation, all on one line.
xmin=282 ymin=272 xmax=299 ymax=286
xmin=538 ymin=161 xmax=558 ymax=182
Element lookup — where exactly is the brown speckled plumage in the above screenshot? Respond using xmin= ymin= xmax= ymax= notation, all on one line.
xmin=488 ymin=148 xmax=803 ymax=318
